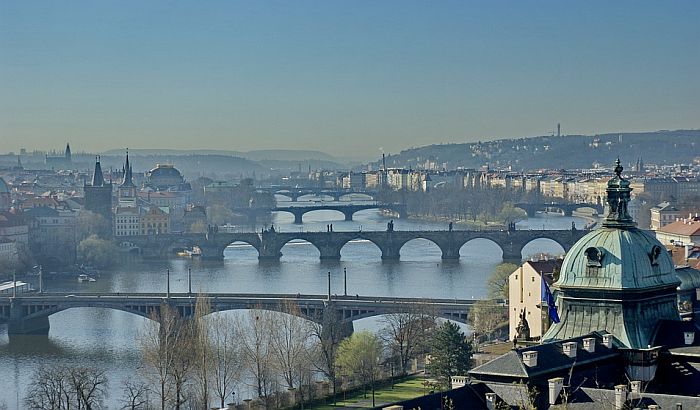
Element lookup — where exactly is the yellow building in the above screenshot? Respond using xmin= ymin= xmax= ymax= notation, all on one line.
xmin=140 ymin=206 xmax=170 ymax=235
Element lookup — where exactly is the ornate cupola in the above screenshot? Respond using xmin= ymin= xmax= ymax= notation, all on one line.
xmin=602 ymin=159 xmax=634 ymax=228
xmin=543 ymin=160 xmax=681 ymax=354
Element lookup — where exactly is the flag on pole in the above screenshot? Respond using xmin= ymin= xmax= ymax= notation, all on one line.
xmin=541 ymin=274 xmax=561 ymax=324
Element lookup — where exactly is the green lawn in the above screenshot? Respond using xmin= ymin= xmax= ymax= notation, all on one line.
xmin=310 ymin=376 xmax=432 ymax=409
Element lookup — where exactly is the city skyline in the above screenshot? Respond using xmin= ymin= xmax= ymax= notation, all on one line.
xmin=1 ymin=1 xmax=699 ymax=158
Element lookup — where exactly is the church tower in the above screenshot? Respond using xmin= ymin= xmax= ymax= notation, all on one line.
xmin=118 ymin=150 xmax=137 ymax=206
xmin=84 ymin=156 xmax=113 ymax=228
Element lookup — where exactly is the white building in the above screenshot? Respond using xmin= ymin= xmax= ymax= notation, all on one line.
xmin=650 ymin=202 xmax=681 ymax=231
xmin=508 ymin=258 xmax=562 ymax=341
xmin=655 ymin=215 xmax=700 ymax=247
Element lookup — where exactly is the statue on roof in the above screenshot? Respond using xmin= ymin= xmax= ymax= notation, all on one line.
xmin=516 ymin=308 xmax=531 ymax=341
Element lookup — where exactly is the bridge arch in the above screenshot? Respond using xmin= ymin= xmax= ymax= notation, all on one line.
xmin=398 ymin=237 xmax=443 ymax=261
xmin=222 ymin=240 xmax=261 ymax=259
xmin=277 ymin=237 xmax=322 ymax=259
xmin=274 ymin=192 xmax=295 ymax=201
xmin=520 ymin=237 xmax=567 ymax=259
xmin=338 ymin=192 xmax=375 ymax=201
xmin=458 ymin=237 xmax=505 ymax=259
xmin=338 ymin=236 xmax=383 ymax=260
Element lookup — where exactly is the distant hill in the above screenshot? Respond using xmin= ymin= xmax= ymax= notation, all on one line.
xmin=102 ymin=148 xmax=340 ymax=163
xmin=98 ymin=153 xmax=267 ymax=179
xmin=376 ymin=129 xmax=700 ymax=171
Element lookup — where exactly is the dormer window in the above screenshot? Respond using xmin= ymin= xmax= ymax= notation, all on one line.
xmin=585 ymin=247 xmax=605 ymax=267
xmin=649 ymin=245 xmax=662 ymax=266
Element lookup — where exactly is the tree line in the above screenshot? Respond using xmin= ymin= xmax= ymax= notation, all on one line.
xmin=24 ymin=297 xmax=475 ymax=409
xmin=378 ymin=186 xmax=536 ymax=226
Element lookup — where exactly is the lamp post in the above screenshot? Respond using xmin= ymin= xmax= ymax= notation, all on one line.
xmin=344 ymin=267 xmax=347 ymax=296
xmin=327 ymin=271 xmax=331 ymax=301
xmin=166 ymin=268 xmax=170 ymax=298
xmin=188 ymin=267 xmax=192 ymax=295
xmin=39 ymin=265 xmax=43 ymax=294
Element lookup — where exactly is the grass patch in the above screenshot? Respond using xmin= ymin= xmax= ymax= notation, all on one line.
xmin=309 ymin=375 xmax=433 ymax=409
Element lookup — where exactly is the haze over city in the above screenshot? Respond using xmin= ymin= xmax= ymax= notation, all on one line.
xmin=2 ymin=1 xmax=699 ymax=158
xmin=2 ymin=2 xmax=700 ymax=409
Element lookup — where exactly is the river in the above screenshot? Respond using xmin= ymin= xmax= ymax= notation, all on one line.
xmin=0 ymin=197 xmax=587 ymax=408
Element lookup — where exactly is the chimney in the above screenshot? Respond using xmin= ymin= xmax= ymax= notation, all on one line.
xmin=522 ymin=351 xmax=538 ymax=367
xmin=548 ymin=377 xmax=564 ymax=405
xmin=582 ymin=337 xmax=596 ymax=353
xmin=602 ymin=334 xmax=613 ymax=349
xmin=614 ymin=384 xmax=627 ymax=410
xmin=563 ymin=341 xmax=578 ymax=358
xmin=485 ymin=392 xmax=497 ymax=410
xmin=629 ymin=380 xmax=642 ymax=399
xmin=684 ymin=331 xmax=695 ymax=345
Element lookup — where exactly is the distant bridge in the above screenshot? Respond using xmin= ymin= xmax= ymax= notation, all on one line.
xmin=234 ymin=203 xmax=406 ymax=224
xmin=258 ymin=187 xmax=379 ymax=202
xmin=118 ymin=228 xmax=588 ymax=261
xmin=0 ymin=292 xmax=487 ymax=335
xmin=514 ymin=202 xmax=604 ymax=217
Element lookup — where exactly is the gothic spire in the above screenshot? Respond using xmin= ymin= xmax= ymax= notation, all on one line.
xmin=91 ymin=156 xmax=105 ymax=186
xmin=120 ymin=149 xmax=135 ymax=187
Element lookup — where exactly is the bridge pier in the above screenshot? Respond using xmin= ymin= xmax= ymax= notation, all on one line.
xmin=342 ymin=210 xmax=353 ymax=221
xmin=9 ymin=315 xmax=51 ymax=335
xmin=501 ymin=241 xmax=524 ymax=262
xmin=380 ymin=248 xmax=401 ymax=261
xmin=319 ymin=246 xmax=341 ymax=260
xmin=293 ymin=212 xmax=303 ymax=224
xmin=8 ymin=300 xmax=51 ymax=335
xmin=199 ymin=244 xmax=224 ymax=260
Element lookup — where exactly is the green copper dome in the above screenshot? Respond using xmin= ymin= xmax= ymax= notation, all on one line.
xmin=543 ymin=159 xmax=681 ymax=349
xmin=556 ymin=227 xmax=678 ymax=290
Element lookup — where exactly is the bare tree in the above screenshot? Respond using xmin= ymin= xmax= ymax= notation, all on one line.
xmin=24 ymin=365 xmax=72 ymax=409
xmin=238 ymin=308 xmax=275 ymax=400
xmin=139 ymin=304 xmax=185 ymax=410
xmin=270 ymin=300 xmax=314 ymax=390
xmin=379 ymin=301 xmax=437 ymax=375
xmin=209 ymin=312 xmax=241 ymax=408
xmin=191 ymin=295 xmax=212 ymax=409
xmin=119 ymin=379 xmax=150 ymax=409
xmin=67 ymin=367 xmax=108 ymax=409
xmin=469 ymin=300 xmax=508 ymax=343
xmin=309 ymin=307 xmax=347 ymax=401
xmin=24 ymin=365 xmax=107 ymax=410
xmin=171 ymin=319 xmax=196 ymax=409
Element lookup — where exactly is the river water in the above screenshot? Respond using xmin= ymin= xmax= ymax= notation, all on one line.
xmin=0 ymin=196 xmax=587 ymax=408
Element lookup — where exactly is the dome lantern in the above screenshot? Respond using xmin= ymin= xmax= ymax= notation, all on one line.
xmin=602 ymin=158 xmax=635 ymax=228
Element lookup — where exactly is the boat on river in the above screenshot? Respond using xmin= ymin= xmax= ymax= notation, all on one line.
xmin=78 ymin=274 xmax=96 ymax=283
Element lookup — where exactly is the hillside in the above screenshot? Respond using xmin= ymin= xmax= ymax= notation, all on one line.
xmin=377 ymin=130 xmax=700 ymax=171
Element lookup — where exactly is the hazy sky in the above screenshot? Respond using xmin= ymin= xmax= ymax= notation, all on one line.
xmin=1 ymin=1 xmax=699 ymax=159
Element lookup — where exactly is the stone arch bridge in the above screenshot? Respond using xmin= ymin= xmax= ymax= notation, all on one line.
xmin=0 ymin=293 xmax=486 ymax=335
xmin=235 ymin=203 xmax=406 ymax=224
xmin=514 ymin=202 xmax=604 ymax=217
xmin=260 ymin=187 xmax=379 ymax=202
xmin=120 ymin=228 xmax=587 ymax=261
